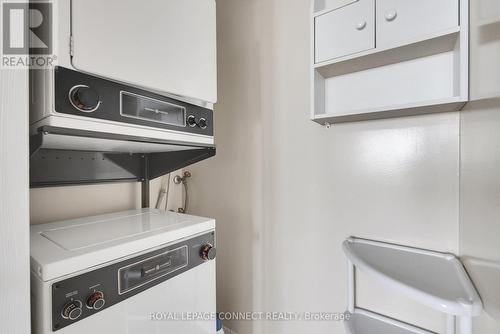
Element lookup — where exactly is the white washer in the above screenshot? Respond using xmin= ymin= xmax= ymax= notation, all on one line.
xmin=30 ymin=209 xmax=216 ymax=334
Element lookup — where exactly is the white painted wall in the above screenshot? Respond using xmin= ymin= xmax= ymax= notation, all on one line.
xmin=459 ymin=1 xmax=500 ymax=333
xmin=460 ymin=100 xmax=500 ymax=334
xmin=0 ymin=68 xmax=31 ymax=333
xmin=188 ymin=1 xmax=466 ymax=333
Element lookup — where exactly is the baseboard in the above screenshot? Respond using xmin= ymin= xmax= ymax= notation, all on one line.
xmin=223 ymin=326 xmax=238 ymax=334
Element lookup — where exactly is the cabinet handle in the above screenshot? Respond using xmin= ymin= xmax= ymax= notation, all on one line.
xmin=385 ymin=10 xmax=397 ymax=22
xmin=356 ymin=20 xmax=367 ymax=31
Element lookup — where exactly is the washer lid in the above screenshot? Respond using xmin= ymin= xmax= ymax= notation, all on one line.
xmin=30 ymin=209 xmax=215 ymax=281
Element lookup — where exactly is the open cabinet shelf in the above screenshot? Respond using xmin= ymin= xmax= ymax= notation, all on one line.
xmin=345 ymin=309 xmax=436 ymax=334
xmin=311 ymin=0 xmax=469 ymax=124
xmin=343 ymin=237 xmax=482 ymax=317
xmin=29 ymin=126 xmax=215 ymax=189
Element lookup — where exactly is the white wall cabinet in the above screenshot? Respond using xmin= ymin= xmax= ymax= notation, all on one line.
xmin=311 ymin=0 xmax=468 ymax=124
xmin=315 ymin=0 xmax=375 ymax=63
xmin=376 ymin=0 xmax=459 ymax=47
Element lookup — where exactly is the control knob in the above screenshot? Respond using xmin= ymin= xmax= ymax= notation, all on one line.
xmin=201 ymin=244 xmax=216 ymax=261
xmin=61 ymin=300 xmax=83 ymax=321
xmin=198 ymin=118 xmax=208 ymax=129
xmin=69 ymin=85 xmax=101 ymax=112
xmin=86 ymin=291 xmax=106 ymax=310
xmin=187 ymin=115 xmax=197 ymax=127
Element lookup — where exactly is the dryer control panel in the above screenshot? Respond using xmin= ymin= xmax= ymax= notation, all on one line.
xmin=54 ymin=66 xmax=214 ymax=136
xmin=51 ymin=231 xmax=215 ymax=331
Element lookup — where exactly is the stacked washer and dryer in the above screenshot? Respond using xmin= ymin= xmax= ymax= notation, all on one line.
xmin=29 ymin=1 xmax=218 ymax=333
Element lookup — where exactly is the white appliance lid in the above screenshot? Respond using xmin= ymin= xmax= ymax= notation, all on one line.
xmin=31 ymin=209 xmax=215 ymax=281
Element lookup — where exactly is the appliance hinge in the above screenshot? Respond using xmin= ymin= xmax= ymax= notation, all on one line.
xmin=69 ymin=36 xmax=74 ymax=56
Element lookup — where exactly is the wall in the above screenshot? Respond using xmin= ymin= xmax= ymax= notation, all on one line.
xmin=30 ymin=175 xmax=183 ymax=224
xmin=459 ymin=1 xmax=500 ymax=333
xmin=188 ymin=0 xmax=467 ymax=333
xmin=0 ymin=67 xmax=31 ymax=332
xmin=460 ymin=99 xmax=500 ymax=334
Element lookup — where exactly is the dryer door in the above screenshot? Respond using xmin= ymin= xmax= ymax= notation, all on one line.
xmin=70 ymin=0 xmax=217 ymax=104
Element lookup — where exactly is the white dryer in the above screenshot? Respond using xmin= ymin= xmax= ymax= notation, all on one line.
xmin=30 ymin=209 xmax=216 ymax=334
xmin=30 ymin=0 xmax=217 ymax=146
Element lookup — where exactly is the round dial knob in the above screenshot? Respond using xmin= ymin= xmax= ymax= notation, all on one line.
xmin=198 ymin=118 xmax=208 ymax=129
xmin=187 ymin=115 xmax=197 ymax=127
xmin=201 ymin=244 xmax=216 ymax=261
xmin=69 ymin=85 xmax=101 ymax=112
xmin=86 ymin=291 xmax=106 ymax=310
xmin=61 ymin=300 xmax=83 ymax=320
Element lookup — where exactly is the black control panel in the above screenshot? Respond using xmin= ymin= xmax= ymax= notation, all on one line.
xmin=54 ymin=66 xmax=214 ymax=136
xmin=51 ymin=232 xmax=215 ymax=331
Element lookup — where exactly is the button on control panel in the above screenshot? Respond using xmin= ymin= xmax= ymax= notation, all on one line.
xmin=201 ymin=244 xmax=216 ymax=261
xmin=86 ymin=291 xmax=105 ymax=310
xmin=69 ymin=85 xmax=101 ymax=113
xmin=61 ymin=300 xmax=82 ymax=321
xmin=198 ymin=118 xmax=208 ymax=129
xmin=51 ymin=231 xmax=215 ymax=331
xmin=187 ymin=115 xmax=197 ymax=127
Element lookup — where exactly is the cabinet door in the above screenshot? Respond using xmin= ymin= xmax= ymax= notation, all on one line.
xmin=315 ymin=0 xmax=375 ymax=63
xmin=377 ymin=0 xmax=459 ymax=47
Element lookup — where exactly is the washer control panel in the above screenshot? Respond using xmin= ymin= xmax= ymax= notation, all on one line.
xmin=54 ymin=66 xmax=214 ymax=136
xmin=51 ymin=231 xmax=215 ymax=331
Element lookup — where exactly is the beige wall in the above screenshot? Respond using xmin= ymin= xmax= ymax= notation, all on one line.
xmin=187 ymin=0 xmax=486 ymax=333
xmin=460 ymin=100 xmax=500 ymax=334
xmin=30 ymin=174 xmax=183 ymax=224
xmin=459 ymin=1 xmax=500 ymax=332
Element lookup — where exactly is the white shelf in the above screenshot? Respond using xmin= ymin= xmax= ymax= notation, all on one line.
xmin=345 ymin=309 xmax=435 ymax=334
xmin=314 ymin=97 xmax=466 ymax=125
xmin=343 ymin=238 xmax=483 ymax=317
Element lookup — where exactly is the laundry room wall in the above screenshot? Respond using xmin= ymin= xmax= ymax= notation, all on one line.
xmin=459 ymin=1 xmax=500 ymax=332
xmin=187 ymin=0 xmax=473 ymax=333
xmin=30 ymin=174 xmax=183 ymax=224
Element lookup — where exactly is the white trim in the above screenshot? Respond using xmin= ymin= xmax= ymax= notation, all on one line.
xmin=31 ymin=115 xmax=214 ymax=146
xmin=0 ymin=66 xmax=31 ymax=332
